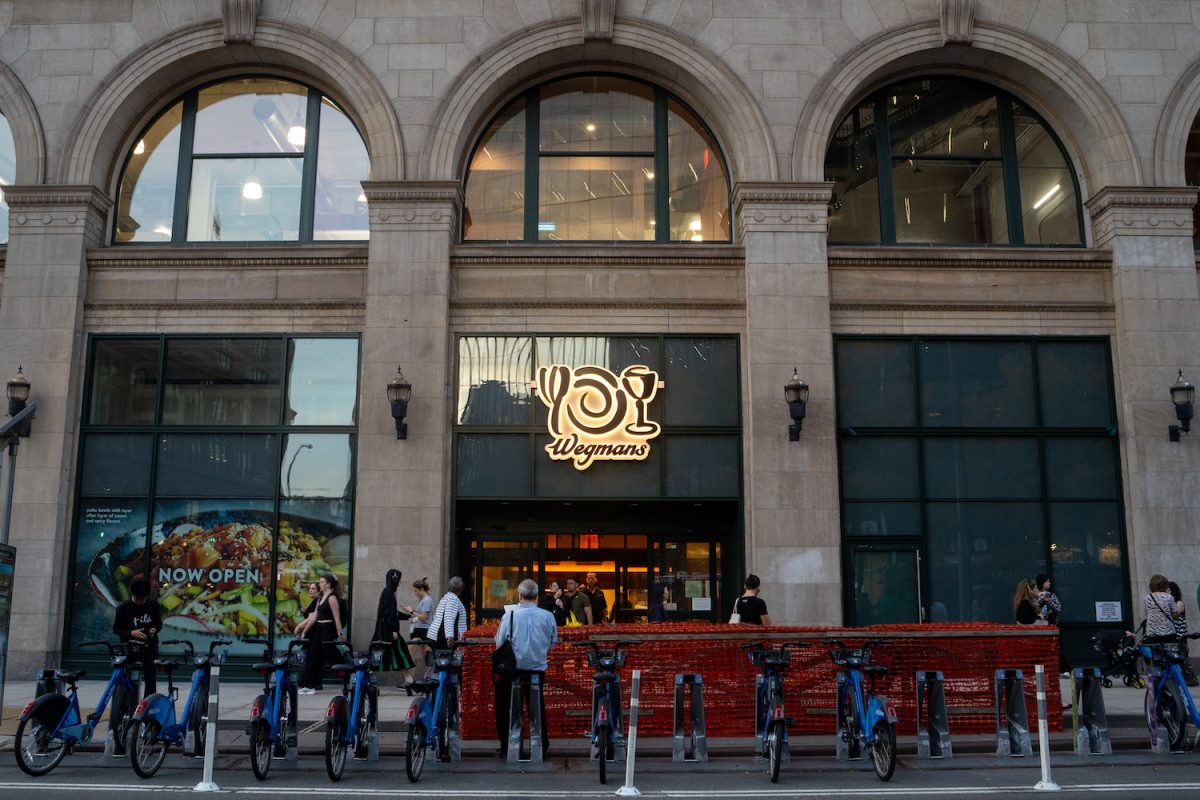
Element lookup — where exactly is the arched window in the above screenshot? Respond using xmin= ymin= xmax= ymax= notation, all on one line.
xmin=116 ymin=77 xmax=370 ymax=243
xmin=1186 ymin=113 xmax=1200 ymax=246
xmin=0 ymin=112 xmax=15 ymax=244
xmin=464 ymin=76 xmax=731 ymax=243
xmin=826 ymin=77 xmax=1082 ymax=246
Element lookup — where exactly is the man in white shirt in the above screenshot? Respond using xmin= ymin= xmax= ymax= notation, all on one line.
xmin=494 ymin=579 xmax=557 ymax=758
xmin=428 ymin=576 xmax=468 ymax=648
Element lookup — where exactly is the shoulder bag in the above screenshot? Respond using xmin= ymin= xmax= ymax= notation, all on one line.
xmin=728 ymin=597 xmax=741 ymax=625
xmin=492 ymin=609 xmax=518 ymax=680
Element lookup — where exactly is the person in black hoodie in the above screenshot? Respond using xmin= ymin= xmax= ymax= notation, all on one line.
xmin=374 ymin=568 xmax=414 ymax=683
xmin=113 ymin=578 xmax=163 ymax=696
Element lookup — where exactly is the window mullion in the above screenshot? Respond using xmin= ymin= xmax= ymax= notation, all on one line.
xmin=172 ymin=92 xmax=198 ymax=244
xmin=654 ymin=87 xmax=669 ymax=243
xmin=997 ymin=95 xmax=1025 ymax=246
xmin=874 ymin=96 xmax=896 ymax=243
xmin=298 ymin=89 xmax=322 ymax=242
xmin=523 ymin=89 xmax=539 ymax=242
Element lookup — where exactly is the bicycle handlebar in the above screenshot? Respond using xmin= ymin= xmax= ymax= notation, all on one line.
xmin=573 ymin=640 xmax=640 ymax=652
xmin=80 ymin=640 xmax=145 ymax=656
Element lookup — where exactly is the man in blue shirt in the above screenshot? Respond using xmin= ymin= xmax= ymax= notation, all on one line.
xmin=494 ymin=579 xmax=558 ymax=757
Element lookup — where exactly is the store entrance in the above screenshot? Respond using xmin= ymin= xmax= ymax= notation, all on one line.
xmin=456 ymin=500 xmax=736 ymax=625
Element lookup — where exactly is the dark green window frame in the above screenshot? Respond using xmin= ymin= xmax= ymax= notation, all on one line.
xmin=827 ymin=78 xmax=1086 ymax=247
xmin=462 ymin=75 xmax=733 ymax=244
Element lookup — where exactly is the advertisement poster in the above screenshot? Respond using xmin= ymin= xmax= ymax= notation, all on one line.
xmin=67 ymin=499 xmax=150 ymax=651
xmin=275 ymin=499 xmax=352 ymax=642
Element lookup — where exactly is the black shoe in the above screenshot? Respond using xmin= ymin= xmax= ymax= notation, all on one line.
xmin=495 ymin=747 xmax=506 ymax=759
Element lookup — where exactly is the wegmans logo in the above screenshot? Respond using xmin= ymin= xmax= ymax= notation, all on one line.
xmin=535 ymin=364 xmax=663 ymax=471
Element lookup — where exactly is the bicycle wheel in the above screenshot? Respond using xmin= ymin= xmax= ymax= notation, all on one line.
xmin=1160 ymin=680 xmax=1188 ymax=751
xmin=109 ymin=683 xmax=133 ymax=755
xmin=354 ymin=696 xmax=370 ymax=760
xmin=14 ymin=715 xmax=68 ymax=776
xmin=249 ymin=720 xmax=271 ymax=781
xmin=870 ymin=720 xmax=897 ymax=781
xmin=325 ymin=718 xmax=347 ymax=781
xmin=188 ymin=689 xmax=208 ymax=757
xmin=767 ymin=722 xmax=783 ymax=783
xmin=128 ymin=718 xmax=168 ymax=778
xmin=437 ymin=686 xmax=453 ymax=761
xmin=405 ymin=722 xmax=426 ymax=783
xmin=597 ymin=725 xmax=609 ymax=785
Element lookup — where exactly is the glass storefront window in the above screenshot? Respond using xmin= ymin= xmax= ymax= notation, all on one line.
xmin=187 ymin=156 xmax=303 ymax=242
xmin=1049 ymin=501 xmax=1124 ymax=623
xmin=919 ymin=339 xmax=1035 ymax=427
xmin=667 ymin=100 xmax=731 ymax=241
xmin=314 ymin=98 xmax=371 ymax=240
xmin=1036 ymin=340 xmax=1113 ymax=428
xmin=457 ymin=336 xmax=534 ymax=425
xmin=88 ymin=338 xmax=160 ymax=425
xmin=162 ymin=338 xmax=283 ymax=425
xmin=826 ymin=101 xmax=880 ymax=243
xmin=281 ymin=434 xmax=353 ymax=499
xmin=115 ymin=102 xmax=182 ymax=242
xmin=840 ymin=437 xmax=919 ymax=499
xmin=923 ymin=438 xmax=1040 ymax=499
xmin=664 ymin=435 xmax=738 ymax=497
xmin=457 ymin=434 xmax=532 ymax=497
xmin=285 ymin=338 xmax=360 ymax=426
xmin=835 ymin=338 xmax=916 ymax=428
xmin=277 ymin=498 xmax=352 ymax=643
xmin=538 ymin=155 xmax=655 ymax=241
xmin=79 ymin=434 xmax=154 ymax=496
xmin=662 ymin=338 xmax=738 ymax=426
xmin=193 ymin=79 xmax=308 ymax=154
xmin=156 ymin=433 xmax=279 ymax=497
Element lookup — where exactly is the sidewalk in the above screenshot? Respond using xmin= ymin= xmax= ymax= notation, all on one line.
xmin=0 ymin=676 xmax=1170 ymax=759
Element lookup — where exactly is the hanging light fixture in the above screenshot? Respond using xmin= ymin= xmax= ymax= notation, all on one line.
xmin=242 ymin=176 xmax=263 ymax=200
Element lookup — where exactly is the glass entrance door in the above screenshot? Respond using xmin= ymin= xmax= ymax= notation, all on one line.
xmin=473 ymin=538 xmax=541 ymax=622
xmin=849 ymin=543 xmax=923 ymax=625
xmin=649 ymin=540 xmax=721 ymax=622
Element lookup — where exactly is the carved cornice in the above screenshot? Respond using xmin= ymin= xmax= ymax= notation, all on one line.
xmin=939 ymin=0 xmax=975 ymax=45
xmin=831 ymin=301 xmax=1114 ymax=314
xmin=452 ymin=243 xmax=743 ymax=267
xmin=828 ymin=246 xmax=1112 ymax=271
xmin=222 ymin=0 xmax=259 ymax=44
xmin=582 ymin=0 xmax=617 ymax=41
xmin=732 ymin=182 xmax=835 ymax=209
xmin=451 ymin=300 xmax=744 ymax=311
xmin=733 ymin=182 xmax=834 ymax=235
xmin=363 ymin=181 xmax=462 ymax=231
xmin=1086 ymin=186 xmax=1199 ymax=213
xmin=1086 ymin=186 xmax=1197 ymax=246
xmin=3 ymin=184 xmax=112 ymax=213
xmin=361 ymin=181 xmax=462 ymax=206
xmin=87 ymin=245 xmax=367 ymax=270
xmin=85 ymin=300 xmax=365 ymax=312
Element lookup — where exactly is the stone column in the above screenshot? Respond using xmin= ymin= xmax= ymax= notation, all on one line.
xmin=353 ymin=181 xmax=459 ymax=642
xmin=0 ymin=185 xmax=110 ymax=676
xmin=1087 ymin=186 xmax=1200 ymax=617
xmin=734 ymin=182 xmax=840 ymax=625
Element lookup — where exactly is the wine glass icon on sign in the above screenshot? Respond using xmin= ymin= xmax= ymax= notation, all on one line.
xmin=620 ymin=365 xmax=662 ymax=437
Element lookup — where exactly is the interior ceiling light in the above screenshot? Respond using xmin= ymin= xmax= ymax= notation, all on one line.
xmin=287 ymin=125 xmax=306 ymax=147
xmin=134 ymin=139 xmax=146 ymax=155
xmin=585 ymin=122 xmax=597 ymax=132
xmin=1032 ymin=183 xmax=1061 ymax=210
xmin=242 ymin=176 xmax=263 ymax=200
xmin=689 ymin=218 xmax=702 ymax=231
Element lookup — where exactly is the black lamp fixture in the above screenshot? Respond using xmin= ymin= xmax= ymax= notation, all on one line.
xmin=7 ymin=365 xmax=31 ymax=437
xmin=387 ymin=365 xmax=412 ymax=440
xmin=784 ymin=367 xmax=809 ymax=442
xmin=1169 ymin=369 xmax=1195 ymax=442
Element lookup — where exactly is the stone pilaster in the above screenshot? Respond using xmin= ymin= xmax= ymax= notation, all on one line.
xmin=734 ymin=181 xmax=840 ymax=625
xmin=0 ymin=185 xmax=110 ymax=677
xmin=353 ymin=181 xmax=460 ymax=643
xmin=1086 ymin=186 xmax=1200 ymax=617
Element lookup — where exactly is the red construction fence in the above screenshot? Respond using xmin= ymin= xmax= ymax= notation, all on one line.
xmin=458 ymin=622 xmax=1062 ymax=740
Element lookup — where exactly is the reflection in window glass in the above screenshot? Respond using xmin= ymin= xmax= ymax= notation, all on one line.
xmin=667 ymin=100 xmax=729 ymax=241
xmin=1037 ymin=340 xmax=1113 ymax=427
xmin=835 ymin=339 xmax=915 ymax=427
xmin=89 ymin=338 xmax=160 ymax=425
xmin=151 ymin=498 xmax=275 ymax=650
xmin=539 ymin=77 xmax=653 ymax=152
xmin=826 ymin=101 xmax=880 ymax=242
xmin=919 ymin=339 xmax=1034 ymax=427
xmin=463 ymin=98 xmax=526 ymax=241
xmin=115 ymin=102 xmax=183 ymax=243
xmin=535 ymin=336 xmax=658 ymax=372
xmin=923 ymin=438 xmax=1040 ymax=499
xmin=663 ymin=337 xmax=738 ymax=426
xmin=286 ymin=338 xmax=359 ymax=425
xmin=194 ymin=78 xmax=308 ymax=154
xmin=457 ymin=434 xmax=531 ymax=496
xmin=840 ymin=437 xmax=919 ymax=499
xmin=277 ymin=498 xmax=352 ymax=642
xmin=1049 ymin=501 xmax=1123 ymax=623
xmin=538 ymin=155 xmax=655 ymax=241
xmin=187 ymin=157 xmax=302 ymax=241
xmin=892 ymin=158 xmax=1007 ymax=243
xmin=163 ymin=338 xmax=282 ymax=425
xmin=887 ymin=79 xmax=1001 ymax=157
xmin=80 ymin=434 xmax=154 ymax=496
xmin=1012 ymin=102 xmax=1081 ymax=245
xmin=0 ymin=113 xmax=12 ymax=243
xmin=842 ymin=502 xmax=921 ymax=537
xmin=457 ymin=337 xmax=534 ymax=425
xmin=281 ymin=434 xmax=353 ymax=499
xmin=156 ymin=434 xmax=279 ymax=497
xmin=927 ymin=501 xmax=1045 ymax=622
xmin=314 ymin=98 xmax=370 ymax=240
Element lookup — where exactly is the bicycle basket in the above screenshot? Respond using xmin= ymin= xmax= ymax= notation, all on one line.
xmin=588 ymin=650 xmax=627 ymax=669
xmin=752 ymin=649 xmax=790 ymax=668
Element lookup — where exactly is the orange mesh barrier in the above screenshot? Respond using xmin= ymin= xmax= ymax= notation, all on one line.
xmin=458 ymin=622 xmax=1062 ymax=740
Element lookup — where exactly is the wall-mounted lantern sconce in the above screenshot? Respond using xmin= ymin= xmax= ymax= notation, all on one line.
xmin=7 ymin=366 xmax=31 ymax=438
xmin=1169 ymin=369 xmax=1194 ymax=442
xmin=784 ymin=368 xmax=809 ymax=442
xmin=387 ymin=365 xmax=412 ymax=440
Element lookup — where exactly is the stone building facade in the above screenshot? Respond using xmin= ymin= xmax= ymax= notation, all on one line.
xmin=0 ymin=0 xmax=1198 ymax=677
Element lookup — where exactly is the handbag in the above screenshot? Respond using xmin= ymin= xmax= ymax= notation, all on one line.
xmin=728 ymin=597 xmax=741 ymax=625
xmin=491 ymin=609 xmax=518 ymax=680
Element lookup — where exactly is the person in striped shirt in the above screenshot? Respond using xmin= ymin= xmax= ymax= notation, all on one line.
xmin=428 ymin=576 xmax=468 ymax=648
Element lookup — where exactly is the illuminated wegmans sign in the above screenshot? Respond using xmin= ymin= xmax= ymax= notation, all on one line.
xmin=535 ymin=364 xmax=663 ymax=470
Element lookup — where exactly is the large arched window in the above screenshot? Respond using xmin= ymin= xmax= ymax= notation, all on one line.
xmin=464 ymin=76 xmax=730 ymax=243
xmin=826 ymin=77 xmax=1082 ymax=246
xmin=116 ymin=77 xmax=370 ymax=243
xmin=0 ymin=111 xmax=15 ymax=244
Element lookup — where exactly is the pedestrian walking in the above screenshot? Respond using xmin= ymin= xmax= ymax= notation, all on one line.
xmin=403 ymin=577 xmax=434 ymax=677
xmin=580 ymin=571 xmax=608 ymax=625
xmin=731 ymin=574 xmax=771 ymax=626
xmin=374 ymin=568 xmax=415 ymax=684
xmin=1169 ymin=580 xmax=1199 ymax=686
xmin=540 ymin=580 xmax=567 ymax=626
xmin=298 ymin=572 xmax=345 ymax=693
xmin=493 ymin=579 xmax=557 ymax=758
xmin=566 ymin=577 xmax=589 ymax=626
xmin=1145 ymin=574 xmax=1182 ymax=641
xmin=428 ymin=576 xmax=468 ymax=648
xmin=1013 ymin=579 xmax=1042 ymax=625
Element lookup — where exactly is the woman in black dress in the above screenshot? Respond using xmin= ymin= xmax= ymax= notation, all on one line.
xmin=374 ymin=568 xmax=414 ymax=681
xmin=298 ymin=573 xmax=344 ymax=693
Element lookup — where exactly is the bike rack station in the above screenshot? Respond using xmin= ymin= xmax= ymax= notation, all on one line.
xmin=506 ymin=672 xmax=546 ymax=768
xmin=672 ymin=673 xmax=708 ymax=763
xmin=915 ymin=670 xmax=953 ymax=759
xmin=1070 ymin=667 xmax=1112 ymax=756
xmin=994 ymin=668 xmax=1033 ymax=757
xmin=834 ymin=671 xmax=860 ymax=762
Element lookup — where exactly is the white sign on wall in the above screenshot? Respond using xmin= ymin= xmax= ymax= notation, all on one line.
xmin=1095 ymin=601 xmax=1122 ymax=622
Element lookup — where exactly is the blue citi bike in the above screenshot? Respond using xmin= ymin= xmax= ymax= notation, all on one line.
xmin=244 ymin=636 xmax=308 ymax=780
xmin=744 ymin=640 xmax=809 ymax=783
xmin=828 ymin=637 xmax=898 ymax=781
xmin=405 ymin=640 xmax=477 ymax=783
xmin=576 ymin=640 xmax=638 ymax=785
xmin=14 ymin=640 xmax=145 ymax=776
xmin=127 ymin=638 xmax=230 ymax=778
xmin=1141 ymin=631 xmax=1200 ymax=752
xmin=324 ymin=639 xmax=390 ymax=781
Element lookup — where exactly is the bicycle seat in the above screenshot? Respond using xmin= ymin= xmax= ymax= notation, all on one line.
xmin=252 ymin=661 xmax=276 ymax=673
xmin=864 ymin=664 xmax=888 ymax=676
xmin=409 ymin=679 xmax=439 ymax=693
xmin=331 ymin=663 xmax=357 ymax=673
xmin=154 ymin=659 xmax=179 ymax=672
xmin=55 ymin=670 xmax=86 ymax=683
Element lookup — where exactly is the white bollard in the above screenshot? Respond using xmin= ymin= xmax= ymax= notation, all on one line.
xmin=615 ymin=669 xmax=641 ymax=797
xmin=1033 ymin=664 xmax=1060 ymax=792
xmin=193 ymin=660 xmax=221 ymax=792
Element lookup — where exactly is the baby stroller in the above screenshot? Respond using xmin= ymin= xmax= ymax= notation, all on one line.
xmin=1091 ymin=624 xmax=1146 ymax=689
